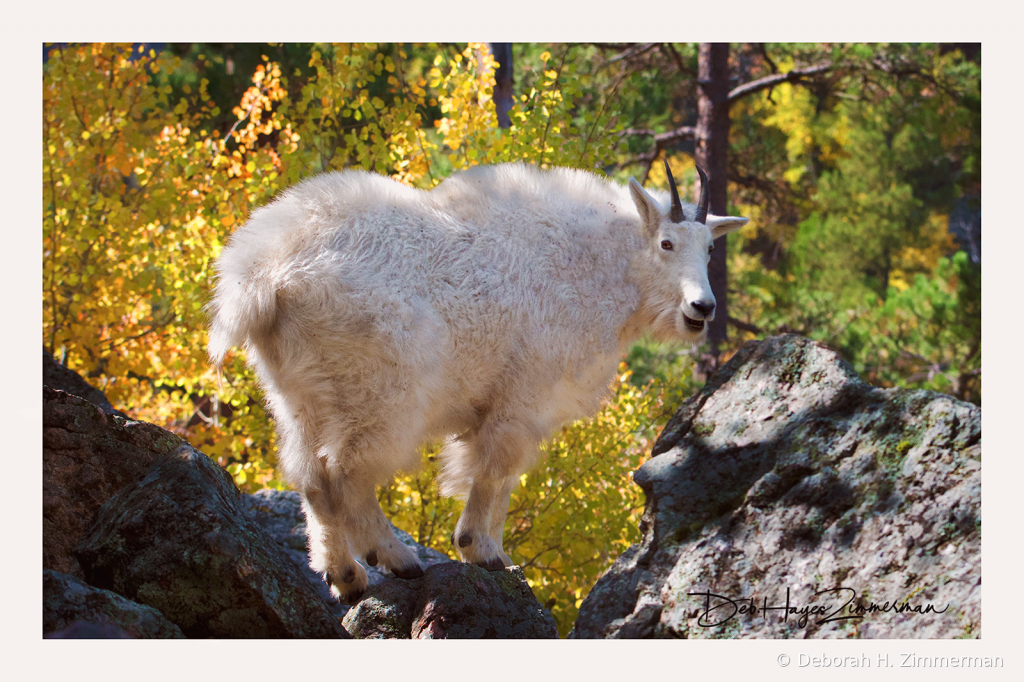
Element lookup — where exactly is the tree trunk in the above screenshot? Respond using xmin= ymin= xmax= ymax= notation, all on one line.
xmin=694 ymin=43 xmax=732 ymax=359
xmin=490 ymin=43 xmax=514 ymax=129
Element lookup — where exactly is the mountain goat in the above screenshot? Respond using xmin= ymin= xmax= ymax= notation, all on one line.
xmin=208 ymin=161 xmax=747 ymax=603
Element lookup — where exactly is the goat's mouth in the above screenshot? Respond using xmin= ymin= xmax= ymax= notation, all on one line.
xmin=683 ymin=314 xmax=705 ymax=332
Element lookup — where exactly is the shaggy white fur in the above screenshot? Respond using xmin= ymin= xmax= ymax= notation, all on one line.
xmin=208 ymin=162 xmax=747 ymax=602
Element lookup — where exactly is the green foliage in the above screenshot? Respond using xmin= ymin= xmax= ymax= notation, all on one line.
xmin=624 ymin=338 xmax=700 ymax=389
xmin=724 ymin=43 xmax=979 ymax=403
xmin=511 ymin=368 xmax=689 ymax=635
xmin=831 ymin=252 xmax=980 ymax=400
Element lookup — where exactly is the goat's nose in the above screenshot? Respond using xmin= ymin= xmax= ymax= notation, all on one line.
xmin=691 ymin=300 xmax=715 ymax=318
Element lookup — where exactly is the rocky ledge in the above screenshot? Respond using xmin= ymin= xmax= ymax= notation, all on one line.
xmin=42 ymin=350 xmax=554 ymax=638
xmin=570 ymin=334 xmax=980 ymax=639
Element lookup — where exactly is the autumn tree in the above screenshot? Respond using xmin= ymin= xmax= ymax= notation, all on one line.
xmin=489 ymin=43 xmax=514 ymax=128
xmin=45 ymin=42 xmax=646 ymax=635
xmin=561 ymin=43 xmax=977 ymax=396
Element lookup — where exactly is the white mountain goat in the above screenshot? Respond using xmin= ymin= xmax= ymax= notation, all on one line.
xmin=208 ymin=161 xmax=747 ymax=603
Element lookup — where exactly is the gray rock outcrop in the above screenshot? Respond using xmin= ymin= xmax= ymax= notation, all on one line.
xmin=74 ymin=444 xmax=348 ymax=638
xmin=570 ymin=334 xmax=980 ymax=639
xmin=46 ymin=622 xmax=136 ymax=638
xmin=42 ymin=362 xmax=464 ymax=639
xmin=44 ymin=362 xmax=350 ymax=638
xmin=44 ymin=569 xmax=185 ymax=638
xmin=342 ymin=563 xmax=559 ymax=638
xmin=43 ymin=387 xmax=182 ymax=577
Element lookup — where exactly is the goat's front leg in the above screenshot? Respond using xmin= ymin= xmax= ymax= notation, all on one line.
xmin=342 ymin=476 xmax=425 ymax=580
xmin=452 ymin=476 xmax=513 ymax=571
xmin=487 ymin=476 xmax=516 ymax=567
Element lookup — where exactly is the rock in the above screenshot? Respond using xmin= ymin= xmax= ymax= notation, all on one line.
xmin=44 ymin=569 xmax=185 ymax=638
xmin=43 ymin=347 xmax=126 ymax=417
xmin=44 ymin=387 xmax=184 ymax=577
xmin=74 ymin=445 xmax=349 ymax=638
xmin=46 ymin=622 xmax=134 ymax=639
xmin=570 ymin=334 xmax=980 ymax=639
xmin=242 ymin=488 xmax=454 ymax=619
xmin=343 ymin=563 xmax=559 ymax=639
xmin=342 ymin=576 xmax=421 ymax=639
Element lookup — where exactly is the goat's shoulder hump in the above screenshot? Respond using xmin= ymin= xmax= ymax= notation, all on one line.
xmin=283 ymin=169 xmax=420 ymax=205
xmin=431 ymin=163 xmax=625 ymax=209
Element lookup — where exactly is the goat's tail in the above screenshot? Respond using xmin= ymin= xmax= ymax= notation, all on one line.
xmin=207 ymin=268 xmax=277 ymax=371
xmin=436 ymin=437 xmax=474 ymax=500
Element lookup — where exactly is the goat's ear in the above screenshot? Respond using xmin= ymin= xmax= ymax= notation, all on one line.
xmin=628 ymin=177 xmax=661 ymax=238
xmin=708 ymin=215 xmax=749 ymax=240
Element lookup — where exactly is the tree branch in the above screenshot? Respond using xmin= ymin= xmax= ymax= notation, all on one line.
xmin=605 ymin=43 xmax=658 ymax=65
xmin=728 ymin=61 xmax=832 ymax=102
xmin=727 ymin=316 xmax=764 ymax=335
xmin=757 ymin=43 xmax=778 ymax=75
xmin=617 ymin=125 xmax=697 ymax=180
xmin=618 ymin=126 xmax=696 ymax=143
xmin=661 ymin=42 xmax=696 ymax=77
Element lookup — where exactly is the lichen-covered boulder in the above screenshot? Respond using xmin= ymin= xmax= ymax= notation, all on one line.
xmin=341 ymin=577 xmax=422 ymax=639
xmin=44 ymin=387 xmax=184 ymax=578
xmin=342 ymin=563 xmax=558 ymax=638
xmin=570 ymin=334 xmax=980 ymax=639
xmin=44 ymin=569 xmax=185 ymax=638
xmin=74 ymin=445 xmax=349 ymax=638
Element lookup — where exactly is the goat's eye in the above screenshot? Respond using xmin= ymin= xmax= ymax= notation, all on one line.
xmin=661 ymin=240 xmax=674 ymax=251
xmin=708 ymin=244 xmax=714 ymax=254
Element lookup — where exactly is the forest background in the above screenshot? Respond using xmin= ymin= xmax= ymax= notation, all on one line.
xmin=42 ymin=42 xmax=980 ymax=635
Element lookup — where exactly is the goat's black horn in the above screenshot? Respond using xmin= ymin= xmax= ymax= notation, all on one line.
xmin=664 ymin=159 xmax=684 ymax=223
xmin=695 ymin=165 xmax=709 ymax=225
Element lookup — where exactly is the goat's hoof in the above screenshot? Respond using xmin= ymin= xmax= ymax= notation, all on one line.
xmin=374 ymin=541 xmax=424 ymax=580
xmin=475 ymin=556 xmax=506 ymax=572
xmin=344 ymin=587 xmax=366 ymax=605
xmin=329 ymin=581 xmax=367 ymax=605
xmin=326 ymin=563 xmax=368 ymax=604
xmin=392 ymin=562 xmax=425 ymax=580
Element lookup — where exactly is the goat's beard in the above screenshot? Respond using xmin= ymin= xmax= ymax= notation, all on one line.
xmin=648 ymin=305 xmax=708 ymax=344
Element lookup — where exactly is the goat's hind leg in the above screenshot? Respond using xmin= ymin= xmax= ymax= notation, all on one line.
xmin=304 ymin=474 xmax=426 ymax=603
xmin=301 ymin=485 xmax=368 ymax=604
